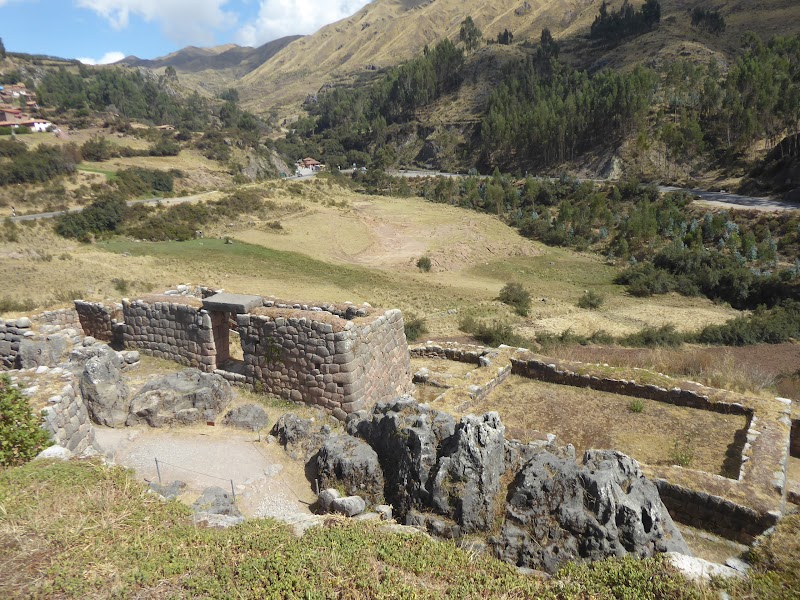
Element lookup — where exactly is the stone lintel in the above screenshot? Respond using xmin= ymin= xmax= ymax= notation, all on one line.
xmin=202 ymin=293 xmax=263 ymax=314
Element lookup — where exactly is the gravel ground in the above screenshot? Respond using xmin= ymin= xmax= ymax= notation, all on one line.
xmin=95 ymin=425 xmax=316 ymax=521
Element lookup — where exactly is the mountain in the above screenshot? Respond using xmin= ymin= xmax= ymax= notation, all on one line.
xmin=239 ymin=0 xmax=799 ymax=112
xmin=116 ymin=37 xmax=303 ymax=98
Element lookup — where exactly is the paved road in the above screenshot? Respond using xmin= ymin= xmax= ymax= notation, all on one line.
xmin=7 ymin=190 xmax=221 ymax=223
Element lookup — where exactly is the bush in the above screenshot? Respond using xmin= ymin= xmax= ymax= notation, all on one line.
xmin=669 ymin=439 xmax=694 ymax=468
xmin=628 ymin=399 xmax=645 ymax=413
xmin=577 ymin=289 xmax=605 ymax=310
xmin=403 ymin=314 xmax=428 ymax=342
xmin=416 ymin=256 xmax=432 ymax=272
xmin=621 ymin=324 xmax=683 ymax=348
xmin=459 ymin=315 xmax=535 ymax=348
xmin=499 ymin=282 xmax=531 ymax=316
xmin=80 ymin=135 xmax=112 ymax=162
xmin=693 ymin=301 xmax=800 ymax=346
xmin=0 ymin=375 xmax=52 ymax=466
xmin=56 ymin=193 xmax=127 ymax=240
xmin=616 ymin=263 xmax=676 ymax=297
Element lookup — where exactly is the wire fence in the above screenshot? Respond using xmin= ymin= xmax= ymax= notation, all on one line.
xmin=154 ymin=457 xmax=237 ymax=501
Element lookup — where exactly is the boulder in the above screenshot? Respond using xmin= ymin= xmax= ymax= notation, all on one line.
xmin=492 ymin=449 xmax=690 ymax=574
xmin=35 ymin=445 xmax=72 ymax=461
xmin=149 ymin=480 xmax=187 ymax=500
xmin=271 ymin=413 xmax=331 ymax=461
xmin=126 ymin=369 xmax=232 ymax=427
xmin=69 ymin=343 xmax=124 ymax=373
xmin=18 ymin=336 xmax=72 ymax=369
xmin=223 ymin=404 xmax=269 ymax=432
xmin=317 ymin=488 xmax=341 ymax=513
xmin=192 ymin=486 xmax=241 ymax=517
xmin=316 ymin=434 xmax=385 ymax=505
xmin=331 ymin=495 xmax=366 ymax=517
xmin=430 ymin=412 xmax=506 ymax=533
xmin=80 ymin=354 xmax=130 ymax=427
xmin=346 ymin=397 xmax=455 ymax=519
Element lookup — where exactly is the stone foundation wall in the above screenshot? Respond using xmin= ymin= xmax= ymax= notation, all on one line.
xmin=0 ymin=317 xmax=31 ymax=370
xmin=75 ymin=300 xmax=120 ymax=342
xmin=41 ymin=374 xmax=96 ymax=454
xmin=655 ymin=479 xmax=778 ymax=545
xmin=31 ymin=308 xmax=81 ymax=331
xmin=121 ymin=296 xmax=216 ymax=372
xmin=511 ymin=357 xmax=751 ymax=416
xmin=239 ymin=307 xmax=412 ymax=416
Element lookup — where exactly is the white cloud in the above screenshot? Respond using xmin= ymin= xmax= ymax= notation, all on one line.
xmin=236 ymin=0 xmax=369 ymax=47
xmin=74 ymin=0 xmax=237 ymax=44
xmin=77 ymin=51 xmax=127 ymax=65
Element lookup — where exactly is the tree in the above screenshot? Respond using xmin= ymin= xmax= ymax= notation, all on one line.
xmin=497 ymin=29 xmax=514 ymax=45
xmin=459 ymin=17 xmax=482 ymax=53
xmin=540 ymin=28 xmax=559 ymax=58
xmin=0 ymin=37 xmax=6 ymax=59
xmin=164 ymin=65 xmax=178 ymax=81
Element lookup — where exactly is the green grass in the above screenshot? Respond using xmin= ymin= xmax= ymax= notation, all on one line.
xmin=101 ymin=238 xmax=392 ymax=294
xmin=77 ymin=164 xmax=118 ymax=181
xmin=0 ymin=459 xmax=717 ymax=599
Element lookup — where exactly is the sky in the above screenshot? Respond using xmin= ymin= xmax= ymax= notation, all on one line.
xmin=0 ymin=0 xmax=371 ymax=63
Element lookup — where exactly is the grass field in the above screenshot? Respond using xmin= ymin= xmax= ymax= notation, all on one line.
xmin=0 ymin=181 xmax=740 ymax=342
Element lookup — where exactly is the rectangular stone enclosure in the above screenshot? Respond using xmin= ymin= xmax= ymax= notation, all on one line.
xmin=114 ymin=293 xmax=413 ymax=416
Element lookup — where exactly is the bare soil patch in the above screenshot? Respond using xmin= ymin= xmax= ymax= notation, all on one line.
xmin=475 ymin=375 xmax=748 ymax=479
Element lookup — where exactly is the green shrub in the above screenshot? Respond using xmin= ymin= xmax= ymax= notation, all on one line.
xmin=459 ymin=315 xmax=535 ymax=348
xmin=80 ymin=135 xmax=111 ymax=162
xmin=669 ymin=439 xmax=694 ymax=467
xmin=628 ymin=399 xmax=645 ymax=413
xmin=56 ymin=193 xmax=127 ymax=240
xmin=621 ymin=324 xmax=683 ymax=348
xmin=0 ymin=375 xmax=52 ymax=466
xmin=499 ymin=282 xmax=531 ymax=316
xmin=616 ymin=263 xmax=676 ymax=297
xmin=577 ymin=289 xmax=605 ymax=310
xmin=403 ymin=314 xmax=428 ymax=342
xmin=416 ymin=256 xmax=432 ymax=272
xmin=693 ymin=301 xmax=800 ymax=346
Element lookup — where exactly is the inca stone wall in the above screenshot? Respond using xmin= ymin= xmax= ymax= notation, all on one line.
xmin=75 ymin=300 xmax=121 ymax=342
xmin=120 ymin=295 xmax=216 ymax=372
xmin=31 ymin=308 xmax=81 ymax=331
xmin=0 ymin=317 xmax=31 ymax=370
xmin=238 ymin=306 xmax=413 ymax=417
xmin=41 ymin=372 xmax=96 ymax=454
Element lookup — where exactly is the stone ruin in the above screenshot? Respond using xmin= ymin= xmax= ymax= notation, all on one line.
xmin=68 ymin=289 xmax=414 ymax=418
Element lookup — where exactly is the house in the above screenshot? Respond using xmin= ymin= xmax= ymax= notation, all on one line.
xmin=299 ymin=157 xmax=323 ymax=171
xmin=20 ymin=119 xmax=53 ymax=133
xmin=155 ymin=124 xmax=175 ymax=131
xmin=1 ymin=108 xmax=23 ymax=123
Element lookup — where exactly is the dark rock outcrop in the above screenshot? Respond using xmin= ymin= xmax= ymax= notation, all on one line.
xmin=192 ymin=486 xmax=241 ymax=517
xmin=223 ymin=404 xmax=269 ymax=431
xmin=271 ymin=413 xmax=331 ymax=461
xmin=19 ymin=335 xmax=72 ymax=369
xmin=126 ymin=369 xmax=232 ymax=427
xmin=316 ymin=434 xmax=385 ymax=505
xmin=493 ymin=449 xmax=690 ymax=573
xmin=80 ymin=354 xmax=130 ymax=427
xmin=430 ymin=412 xmax=506 ymax=533
xmin=346 ymin=397 xmax=455 ymax=518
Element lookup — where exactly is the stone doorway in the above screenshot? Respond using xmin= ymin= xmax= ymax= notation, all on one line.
xmin=202 ymin=293 xmax=264 ymax=374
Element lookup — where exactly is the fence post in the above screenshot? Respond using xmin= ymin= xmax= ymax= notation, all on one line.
xmin=155 ymin=458 xmax=162 ymax=484
xmin=230 ymin=479 xmax=236 ymax=502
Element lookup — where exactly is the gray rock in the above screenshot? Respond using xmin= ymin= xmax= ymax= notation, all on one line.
xmin=667 ymin=553 xmax=743 ymax=582
xmin=16 ymin=317 xmax=31 ymax=328
xmin=35 ymin=445 xmax=72 ymax=461
xmin=18 ymin=336 xmax=72 ymax=369
xmin=317 ymin=488 xmax=341 ymax=513
xmin=120 ymin=350 xmax=140 ymax=364
xmin=492 ymin=449 xmax=690 ymax=574
xmin=192 ymin=486 xmax=241 ymax=517
xmin=223 ymin=404 xmax=269 ymax=432
xmin=316 ymin=434 xmax=385 ymax=505
xmin=430 ymin=412 xmax=506 ymax=533
xmin=375 ymin=504 xmax=393 ymax=521
xmin=81 ymin=354 xmax=130 ymax=427
xmin=82 ymin=336 xmax=97 ymax=347
xmin=193 ymin=513 xmax=245 ymax=529
xmin=346 ymin=396 xmax=455 ymax=519
xmin=271 ymin=413 xmax=331 ymax=461
xmin=331 ymin=495 xmax=366 ymax=517
xmin=69 ymin=343 xmax=124 ymax=373
xmin=149 ymin=480 xmax=187 ymax=500
xmin=126 ymin=369 xmax=232 ymax=428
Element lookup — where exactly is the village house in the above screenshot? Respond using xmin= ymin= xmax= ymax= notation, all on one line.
xmin=298 ymin=157 xmax=323 ymax=171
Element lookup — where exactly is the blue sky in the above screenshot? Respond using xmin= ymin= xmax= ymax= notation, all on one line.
xmin=0 ymin=0 xmax=370 ymax=63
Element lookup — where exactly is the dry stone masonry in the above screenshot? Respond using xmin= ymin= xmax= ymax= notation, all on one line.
xmin=0 ymin=317 xmax=32 ymax=369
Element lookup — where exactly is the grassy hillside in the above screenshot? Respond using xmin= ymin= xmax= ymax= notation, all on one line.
xmin=239 ymin=0 xmax=800 ymax=112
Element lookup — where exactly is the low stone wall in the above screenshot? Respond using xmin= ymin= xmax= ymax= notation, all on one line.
xmin=31 ymin=308 xmax=81 ymax=331
xmin=239 ymin=307 xmax=412 ymax=417
xmin=75 ymin=300 xmax=120 ymax=342
xmin=0 ymin=317 xmax=31 ymax=370
xmin=41 ymin=374 xmax=96 ymax=454
xmin=410 ymin=343 xmax=485 ymax=365
xmin=121 ymin=295 xmax=216 ymax=372
xmin=655 ymin=479 xmax=779 ymax=544
xmin=511 ymin=357 xmax=751 ymax=416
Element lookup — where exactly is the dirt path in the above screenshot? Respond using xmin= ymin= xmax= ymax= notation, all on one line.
xmin=95 ymin=425 xmax=317 ymax=521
